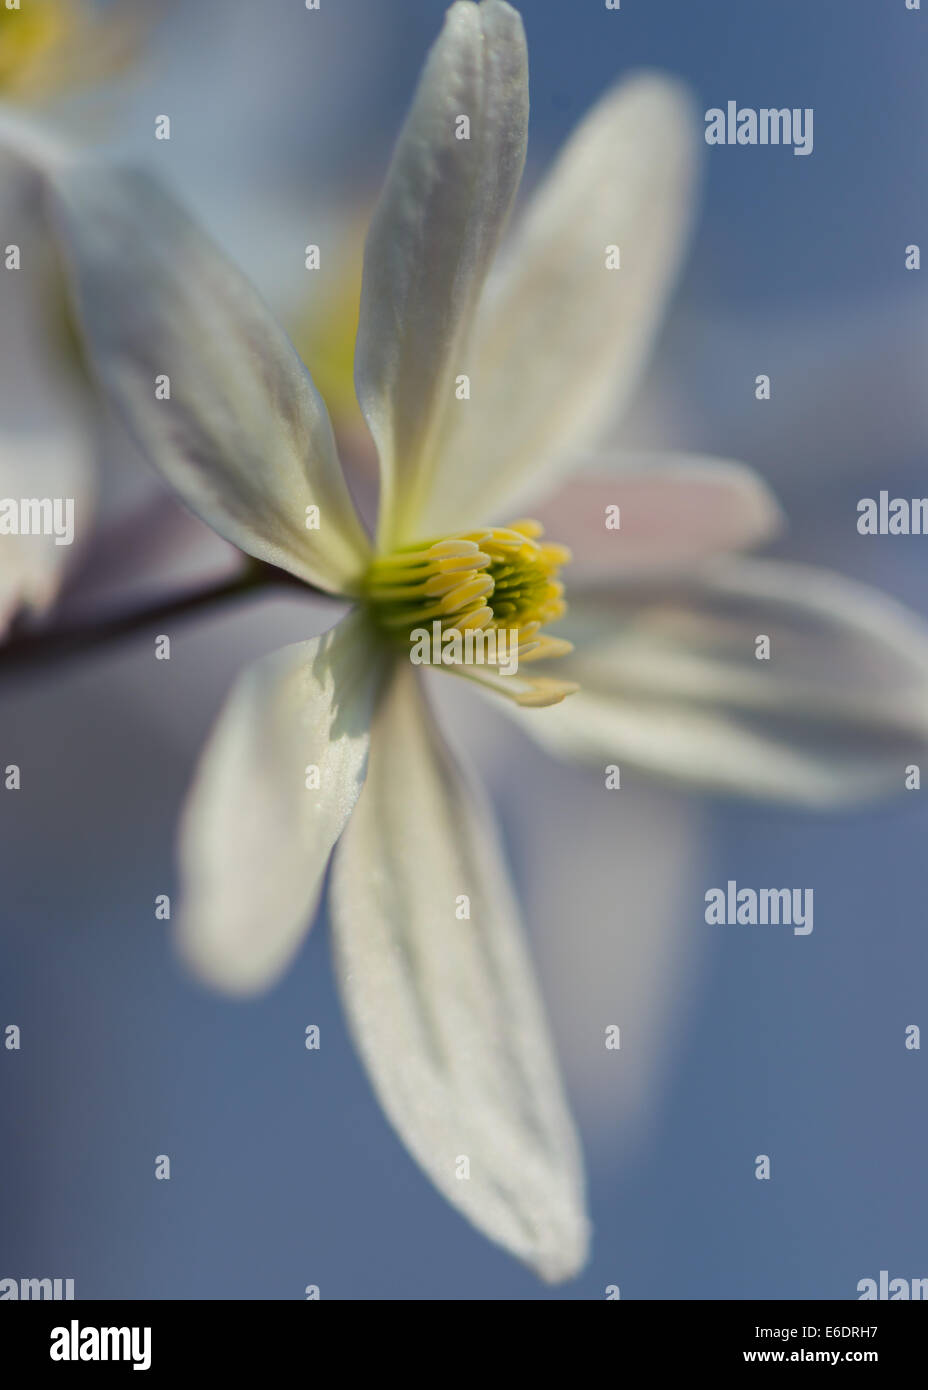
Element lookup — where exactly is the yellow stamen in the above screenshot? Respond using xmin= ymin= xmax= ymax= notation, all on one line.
xmin=363 ymin=518 xmax=575 ymax=698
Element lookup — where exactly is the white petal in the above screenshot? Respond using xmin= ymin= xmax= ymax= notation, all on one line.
xmin=177 ymin=610 xmax=383 ymax=995
xmin=354 ymin=0 xmax=529 ymax=548
xmin=533 ymin=458 xmax=783 ymax=578
xmin=521 ymin=767 xmax=703 ymax=1147
xmin=0 ymin=146 xmax=95 ymax=632
xmin=516 ymin=559 xmax=928 ymax=806
xmin=49 ymin=163 xmax=371 ymax=595
xmin=420 ymin=73 xmax=699 ymax=534
xmin=330 ymin=661 xmax=589 ymax=1280
xmin=430 ymin=668 xmax=704 ymax=1148
xmin=0 ymin=433 xmax=92 ymax=627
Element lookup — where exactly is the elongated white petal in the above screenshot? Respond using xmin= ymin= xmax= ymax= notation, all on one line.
xmin=355 ymin=0 xmax=529 ymax=549
xmin=520 ymin=767 xmax=702 ymax=1147
xmin=0 ymin=146 xmax=94 ymax=633
xmin=177 ymin=611 xmax=383 ymax=994
xmin=0 ymin=432 xmax=91 ymax=627
xmin=49 ymin=164 xmax=370 ymax=595
xmin=421 ymin=73 xmax=699 ymax=534
xmin=533 ymin=458 xmax=783 ymax=578
xmin=515 ymin=559 xmax=928 ymax=806
xmin=330 ymin=662 xmax=588 ymax=1280
xmin=429 ymin=671 xmax=703 ymax=1147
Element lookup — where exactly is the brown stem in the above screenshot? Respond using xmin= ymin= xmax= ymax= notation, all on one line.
xmin=0 ymin=561 xmax=317 ymax=678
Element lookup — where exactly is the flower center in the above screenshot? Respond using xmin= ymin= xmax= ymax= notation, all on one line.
xmin=0 ymin=2 xmax=73 ymax=96
xmin=363 ymin=519 xmax=572 ymax=665
xmin=0 ymin=1 xmax=135 ymax=103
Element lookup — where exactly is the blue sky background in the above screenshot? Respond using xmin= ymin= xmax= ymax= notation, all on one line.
xmin=1 ymin=0 xmax=925 ymax=1299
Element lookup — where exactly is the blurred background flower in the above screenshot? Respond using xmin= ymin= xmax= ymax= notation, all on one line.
xmin=0 ymin=0 xmax=391 ymax=628
xmin=0 ymin=0 xmax=145 ymax=633
xmin=0 ymin=0 xmax=140 ymax=109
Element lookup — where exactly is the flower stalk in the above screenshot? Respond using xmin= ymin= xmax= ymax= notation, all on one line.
xmin=0 ymin=560 xmax=316 ymax=676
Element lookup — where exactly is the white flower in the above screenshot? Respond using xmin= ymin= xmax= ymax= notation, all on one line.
xmin=0 ymin=0 xmax=147 ymax=635
xmin=15 ymin=0 xmax=928 ymax=1277
xmin=0 ymin=137 xmax=94 ymax=633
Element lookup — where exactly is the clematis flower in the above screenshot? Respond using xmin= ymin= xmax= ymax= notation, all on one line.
xmin=20 ymin=0 xmax=928 ymax=1278
xmin=0 ymin=138 xmax=94 ymax=634
xmin=0 ymin=0 xmax=147 ymax=636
